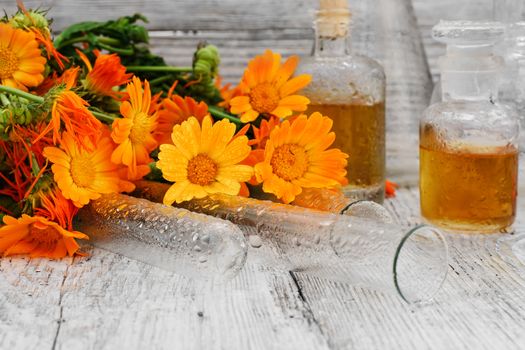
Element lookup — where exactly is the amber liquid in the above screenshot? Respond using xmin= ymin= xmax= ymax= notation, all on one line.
xmin=307 ymin=103 xmax=386 ymax=203
xmin=420 ymin=136 xmax=518 ymax=233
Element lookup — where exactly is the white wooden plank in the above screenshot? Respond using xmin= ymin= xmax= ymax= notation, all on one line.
xmin=0 ymin=0 xmax=318 ymax=31
xmin=291 ymin=186 xmax=525 ymax=349
xmin=0 ymin=257 xmax=67 ymax=349
xmin=0 ymin=244 xmax=330 ymax=350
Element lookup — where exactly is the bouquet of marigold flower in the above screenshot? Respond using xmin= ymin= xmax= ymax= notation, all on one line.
xmin=0 ymin=4 xmax=388 ymax=259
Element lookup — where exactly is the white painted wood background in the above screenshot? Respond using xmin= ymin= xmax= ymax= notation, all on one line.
xmin=2 ymin=0 xmax=525 ymax=349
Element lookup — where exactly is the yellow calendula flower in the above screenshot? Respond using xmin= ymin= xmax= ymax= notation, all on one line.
xmin=0 ymin=22 xmax=46 ymax=91
xmin=230 ymin=49 xmax=311 ymax=123
xmin=157 ymin=116 xmax=253 ymax=204
xmin=254 ymin=112 xmax=348 ymax=204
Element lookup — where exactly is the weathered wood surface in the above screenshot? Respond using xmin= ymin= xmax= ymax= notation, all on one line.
xmin=2 ymin=1 xmax=525 ymax=349
xmin=0 ymin=0 xmax=476 ymax=83
xmin=2 ymin=182 xmax=525 ymax=349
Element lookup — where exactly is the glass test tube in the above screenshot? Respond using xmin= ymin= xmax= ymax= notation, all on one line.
xmin=292 ymin=187 xmax=393 ymax=222
xmin=133 ymin=181 xmax=449 ymax=303
xmin=75 ymin=193 xmax=248 ymax=281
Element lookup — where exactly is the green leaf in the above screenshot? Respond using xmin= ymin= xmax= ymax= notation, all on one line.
xmin=54 ymin=21 xmax=104 ymax=48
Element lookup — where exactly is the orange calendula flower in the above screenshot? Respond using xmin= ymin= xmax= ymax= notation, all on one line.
xmin=34 ymin=66 xmax=79 ymax=96
xmin=249 ymin=116 xmax=280 ymax=149
xmin=230 ymin=49 xmax=311 ymax=123
xmin=36 ymin=67 xmax=101 ymax=150
xmin=49 ymin=90 xmax=101 ymax=149
xmin=155 ymin=95 xmax=210 ymax=145
xmin=43 ymin=132 xmax=124 ymax=207
xmin=157 ymin=116 xmax=253 ymax=204
xmin=77 ymin=49 xmax=132 ymax=98
xmin=0 ymin=22 xmax=46 ymax=91
xmin=111 ymin=76 xmax=158 ymax=180
xmin=254 ymin=112 xmax=348 ymax=204
xmin=35 ymin=188 xmax=78 ymax=230
xmin=0 ymin=214 xmax=88 ymax=258
xmin=29 ymin=27 xmax=68 ymax=69
xmin=14 ymin=1 xmax=68 ymax=69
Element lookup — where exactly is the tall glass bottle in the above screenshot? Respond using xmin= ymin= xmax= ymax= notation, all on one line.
xmin=420 ymin=21 xmax=519 ymax=234
xmin=296 ymin=0 xmax=386 ymax=203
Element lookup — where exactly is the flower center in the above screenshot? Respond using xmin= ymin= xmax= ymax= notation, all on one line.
xmin=0 ymin=46 xmax=19 ymax=79
xmin=249 ymin=82 xmax=280 ymax=114
xmin=70 ymin=154 xmax=95 ymax=187
xmin=187 ymin=154 xmax=218 ymax=186
xmin=270 ymin=144 xmax=308 ymax=181
xmin=29 ymin=225 xmax=61 ymax=246
xmin=130 ymin=112 xmax=152 ymax=144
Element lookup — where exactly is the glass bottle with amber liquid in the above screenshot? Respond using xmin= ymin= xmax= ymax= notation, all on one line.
xmin=296 ymin=0 xmax=386 ymax=203
xmin=420 ymin=21 xmax=519 ymax=233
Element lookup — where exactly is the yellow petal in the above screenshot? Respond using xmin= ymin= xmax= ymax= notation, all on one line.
xmin=205 ymin=119 xmax=236 ymax=158
xmin=163 ymin=181 xmax=191 ymax=205
xmin=218 ymin=164 xmax=254 ymax=183
xmin=277 ymin=95 xmax=310 ymax=110
xmin=214 ymin=136 xmax=251 ymax=165
xmin=240 ymin=110 xmax=259 ymax=123
xmin=13 ymin=70 xmax=42 ymax=87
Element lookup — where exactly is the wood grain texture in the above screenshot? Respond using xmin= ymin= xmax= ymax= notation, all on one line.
xmin=291 ymin=187 xmax=525 ymax=349
xmin=0 ymin=245 xmax=331 ymax=349
xmin=2 ymin=185 xmax=525 ymax=349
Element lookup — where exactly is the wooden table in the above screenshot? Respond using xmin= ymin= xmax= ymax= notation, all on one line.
xmin=2 ymin=183 xmax=525 ymax=350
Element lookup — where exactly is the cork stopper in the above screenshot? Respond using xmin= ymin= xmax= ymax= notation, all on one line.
xmin=316 ymin=0 xmax=352 ymax=38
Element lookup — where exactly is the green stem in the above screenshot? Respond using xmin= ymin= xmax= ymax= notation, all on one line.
xmin=56 ymin=35 xmax=121 ymax=49
xmin=208 ymin=105 xmax=242 ymax=125
xmin=148 ymin=75 xmax=174 ymax=86
xmin=90 ymin=110 xmax=117 ymax=123
xmin=0 ymin=86 xmax=117 ymax=123
xmin=98 ymin=43 xmax=134 ymax=56
xmin=0 ymin=86 xmax=44 ymax=104
xmin=126 ymin=66 xmax=193 ymax=73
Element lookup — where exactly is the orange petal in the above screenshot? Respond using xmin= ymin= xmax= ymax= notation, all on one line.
xmin=279 ymin=75 xmax=312 ymax=96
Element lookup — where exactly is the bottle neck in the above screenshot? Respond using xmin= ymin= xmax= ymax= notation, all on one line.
xmin=441 ymin=71 xmax=500 ymax=102
xmin=313 ymin=6 xmax=351 ymax=58
xmin=439 ymin=46 xmax=503 ymax=102
xmin=314 ymin=34 xmax=350 ymax=57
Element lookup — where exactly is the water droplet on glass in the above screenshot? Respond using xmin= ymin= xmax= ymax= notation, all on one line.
xmin=249 ymin=235 xmax=263 ymax=248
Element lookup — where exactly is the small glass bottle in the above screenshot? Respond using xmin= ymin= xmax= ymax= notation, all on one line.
xmin=296 ymin=0 xmax=386 ymax=203
xmin=420 ymin=21 xmax=520 ymax=233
